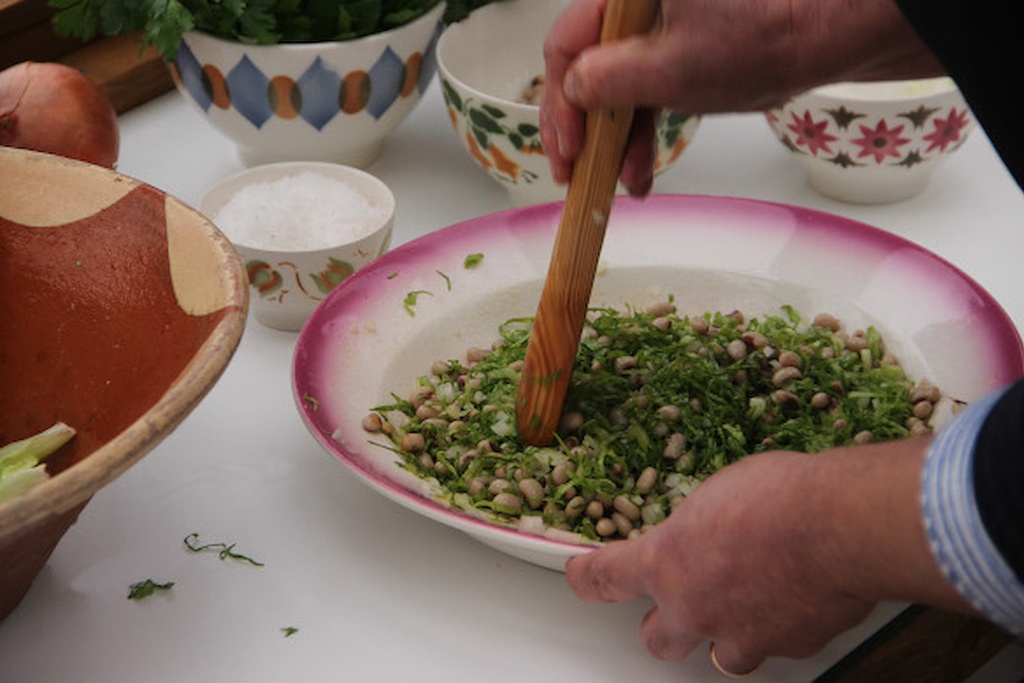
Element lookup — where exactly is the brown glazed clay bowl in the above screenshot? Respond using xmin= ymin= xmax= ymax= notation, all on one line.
xmin=0 ymin=147 xmax=248 ymax=619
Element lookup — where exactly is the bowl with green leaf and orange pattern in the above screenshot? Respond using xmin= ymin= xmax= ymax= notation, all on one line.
xmin=435 ymin=0 xmax=700 ymax=206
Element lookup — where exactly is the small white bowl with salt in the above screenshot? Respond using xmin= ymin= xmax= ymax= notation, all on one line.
xmin=200 ymin=162 xmax=395 ymax=331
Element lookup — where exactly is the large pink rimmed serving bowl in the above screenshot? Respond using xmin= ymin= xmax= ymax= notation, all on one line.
xmin=292 ymin=194 xmax=1022 ymax=571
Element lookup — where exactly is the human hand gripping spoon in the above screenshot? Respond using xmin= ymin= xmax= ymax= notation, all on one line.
xmin=515 ymin=0 xmax=658 ymax=446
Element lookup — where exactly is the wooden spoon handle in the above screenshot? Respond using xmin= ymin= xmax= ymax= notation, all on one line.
xmin=516 ymin=0 xmax=658 ymax=446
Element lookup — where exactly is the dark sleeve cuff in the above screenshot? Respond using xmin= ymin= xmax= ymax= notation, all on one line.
xmin=973 ymin=377 xmax=1024 ymax=583
xmin=894 ymin=0 xmax=1024 ymax=190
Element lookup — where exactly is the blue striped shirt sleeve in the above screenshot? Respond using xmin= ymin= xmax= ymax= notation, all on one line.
xmin=921 ymin=387 xmax=1024 ymax=636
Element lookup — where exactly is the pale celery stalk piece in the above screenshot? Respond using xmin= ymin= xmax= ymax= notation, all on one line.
xmin=0 ymin=422 xmax=77 ymax=504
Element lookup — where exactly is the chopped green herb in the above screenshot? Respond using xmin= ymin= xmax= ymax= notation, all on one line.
xmin=464 ymin=253 xmax=484 ymax=269
xmin=367 ymin=304 xmax=942 ymax=543
xmin=281 ymin=627 xmax=299 ymax=637
xmin=387 ymin=271 xmax=400 ymax=280
xmin=403 ymin=290 xmax=433 ymax=316
xmin=437 ymin=270 xmax=452 ymax=291
xmin=183 ymin=533 xmax=265 ymax=567
xmin=304 ymin=394 xmax=320 ymax=411
xmin=128 ymin=579 xmax=174 ymax=600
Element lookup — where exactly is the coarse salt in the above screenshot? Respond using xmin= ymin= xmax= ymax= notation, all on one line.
xmin=213 ymin=171 xmax=388 ymax=251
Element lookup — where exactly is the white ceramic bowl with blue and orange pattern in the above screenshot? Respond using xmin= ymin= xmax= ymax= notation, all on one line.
xmin=766 ymin=77 xmax=975 ymax=204
xmin=169 ymin=2 xmax=445 ymax=168
xmin=436 ymin=0 xmax=700 ymax=206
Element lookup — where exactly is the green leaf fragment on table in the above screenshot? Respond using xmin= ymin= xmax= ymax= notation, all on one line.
xmin=0 ymin=422 xmax=76 ymax=504
xmin=128 ymin=579 xmax=175 ymax=600
xmin=183 ymin=533 xmax=265 ymax=567
xmin=463 ymin=253 xmax=484 ymax=268
xmin=282 ymin=626 xmax=299 ymax=637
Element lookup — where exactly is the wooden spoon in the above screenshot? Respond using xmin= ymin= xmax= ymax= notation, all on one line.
xmin=516 ymin=0 xmax=658 ymax=446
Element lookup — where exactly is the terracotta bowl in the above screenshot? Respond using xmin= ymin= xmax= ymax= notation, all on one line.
xmin=0 ymin=147 xmax=248 ymax=619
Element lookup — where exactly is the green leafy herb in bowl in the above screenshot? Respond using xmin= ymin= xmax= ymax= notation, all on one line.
xmin=50 ymin=0 xmax=503 ymax=60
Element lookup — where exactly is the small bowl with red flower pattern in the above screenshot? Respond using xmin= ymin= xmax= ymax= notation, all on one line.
xmin=766 ymin=77 xmax=975 ymax=203
xmin=200 ymin=161 xmax=394 ymax=332
xmin=437 ymin=0 xmax=700 ymax=206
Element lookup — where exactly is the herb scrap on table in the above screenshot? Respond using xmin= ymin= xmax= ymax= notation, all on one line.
xmin=183 ymin=533 xmax=265 ymax=567
xmin=464 ymin=253 xmax=484 ymax=269
xmin=127 ymin=579 xmax=174 ymax=600
xmin=281 ymin=627 xmax=299 ymax=637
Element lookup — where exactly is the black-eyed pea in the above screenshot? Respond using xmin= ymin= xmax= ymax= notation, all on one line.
xmin=663 ymin=432 xmax=687 ymax=460
xmin=645 ymin=300 xmax=675 ymax=317
xmin=653 ymin=316 xmax=672 ymax=330
xmin=595 ymin=517 xmax=618 ymax=538
xmin=612 ymin=512 xmax=634 ymax=537
xmin=656 ymin=404 xmax=681 ymax=422
xmin=468 ymin=476 xmax=491 ymax=496
xmin=559 ymin=411 xmax=585 ymax=434
xmin=636 ymin=467 xmax=658 ymax=495
xmin=913 ymin=400 xmax=934 ymax=419
xmin=551 ymin=463 xmax=571 ymax=487
xmin=810 ymin=392 xmax=831 ymax=409
xmin=846 ymin=332 xmax=869 ymax=352
xmin=778 ymin=350 xmax=802 ymax=368
xmin=772 ymin=366 xmax=803 ymax=387
xmin=742 ymin=331 xmax=768 ymax=349
xmin=417 ymin=453 xmax=434 ymax=470
xmin=430 ymin=360 xmax=451 ymax=376
xmin=518 ymin=478 xmax=546 ymax=509
xmin=415 ymin=403 xmax=439 ymax=420
xmin=690 ymin=316 xmax=710 ymax=335
xmin=910 ymin=421 xmax=932 ymax=436
xmin=911 ymin=380 xmax=941 ymax=404
xmin=585 ymin=500 xmax=605 ymax=520
xmin=560 ymin=485 xmax=577 ymax=501
xmin=488 ymin=478 xmax=512 ymax=495
xmin=771 ymin=390 xmax=799 ymax=407
xmin=492 ymin=492 xmax=521 ymax=514
xmin=689 ymin=398 xmax=703 ymax=414
xmin=613 ymin=495 xmax=641 ymax=522
xmin=813 ymin=313 xmax=841 ymax=331
xmin=361 ymin=413 xmax=383 ymax=432
xmin=853 ymin=430 xmax=873 ymax=444
xmin=458 ymin=450 xmax=477 ymax=468
xmin=726 ymin=339 xmax=748 ymax=361
xmin=613 ymin=355 xmax=638 ymax=373
xmin=466 ymin=346 xmax=491 ymax=364
xmin=833 ymin=418 xmax=848 ymax=431
xmin=565 ymin=496 xmax=587 ymax=519
xmin=400 ymin=432 xmax=426 ymax=452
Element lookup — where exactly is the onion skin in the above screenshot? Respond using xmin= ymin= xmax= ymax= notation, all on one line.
xmin=0 ymin=61 xmax=119 ymax=169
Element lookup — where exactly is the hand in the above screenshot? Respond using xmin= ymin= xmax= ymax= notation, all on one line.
xmin=564 ymin=440 xmax=975 ymax=672
xmin=540 ymin=0 xmax=945 ymax=196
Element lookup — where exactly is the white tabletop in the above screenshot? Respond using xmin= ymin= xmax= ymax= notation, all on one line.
xmin=1 ymin=78 xmax=1021 ymax=683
